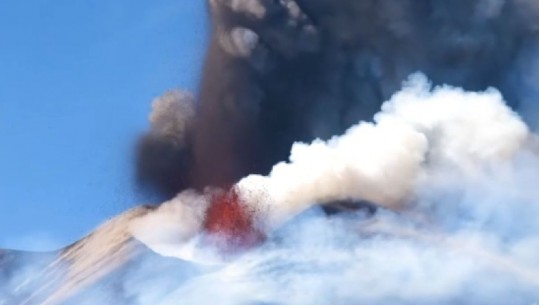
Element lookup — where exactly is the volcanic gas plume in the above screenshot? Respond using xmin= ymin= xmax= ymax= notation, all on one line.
xmin=5 ymin=0 xmax=539 ymax=304
xmin=138 ymin=0 xmax=539 ymax=199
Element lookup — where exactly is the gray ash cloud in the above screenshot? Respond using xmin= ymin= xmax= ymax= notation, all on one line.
xmin=136 ymin=0 xmax=539 ymax=198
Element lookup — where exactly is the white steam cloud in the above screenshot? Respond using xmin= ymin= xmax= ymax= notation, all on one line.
xmin=236 ymin=74 xmax=529 ymax=228
xmin=129 ymin=191 xmax=211 ymax=263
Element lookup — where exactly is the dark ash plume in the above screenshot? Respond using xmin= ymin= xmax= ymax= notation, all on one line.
xmin=136 ymin=90 xmax=194 ymax=198
xmin=137 ymin=0 xmax=539 ymax=198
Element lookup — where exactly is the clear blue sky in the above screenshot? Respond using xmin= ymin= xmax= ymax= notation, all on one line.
xmin=0 ymin=1 xmax=208 ymax=250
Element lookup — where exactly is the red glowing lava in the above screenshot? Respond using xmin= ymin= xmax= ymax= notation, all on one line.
xmin=203 ymin=189 xmax=265 ymax=252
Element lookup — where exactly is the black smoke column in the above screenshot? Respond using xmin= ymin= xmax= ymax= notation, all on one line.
xmin=136 ymin=0 xmax=539 ymax=200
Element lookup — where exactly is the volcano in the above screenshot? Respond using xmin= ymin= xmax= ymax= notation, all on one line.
xmin=0 ymin=194 xmax=372 ymax=305
xmin=5 ymin=0 xmax=539 ymax=304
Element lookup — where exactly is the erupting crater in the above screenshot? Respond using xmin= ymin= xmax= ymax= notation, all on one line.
xmin=202 ymin=189 xmax=266 ymax=253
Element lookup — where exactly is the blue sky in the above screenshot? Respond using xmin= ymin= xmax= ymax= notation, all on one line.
xmin=0 ymin=1 xmax=207 ymax=250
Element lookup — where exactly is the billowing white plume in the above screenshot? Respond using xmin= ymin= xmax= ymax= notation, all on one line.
xmin=236 ymin=74 xmax=529 ymax=228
